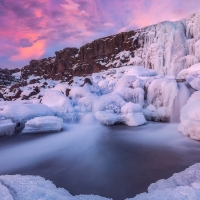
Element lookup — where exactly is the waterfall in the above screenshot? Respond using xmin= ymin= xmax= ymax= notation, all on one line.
xmin=170 ymin=81 xmax=191 ymax=123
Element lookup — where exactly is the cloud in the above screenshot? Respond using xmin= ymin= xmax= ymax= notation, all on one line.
xmin=18 ymin=38 xmax=33 ymax=48
xmin=0 ymin=0 xmax=200 ymax=69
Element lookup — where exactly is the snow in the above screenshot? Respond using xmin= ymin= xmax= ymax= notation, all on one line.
xmin=53 ymin=83 xmax=69 ymax=94
xmin=0 ymin=175 xmax=110 ymax=200
xmin=22 ymin=116 xmax=63 ymax=134
xmin=94 ymin=95 xmax=146 ymax=126
xmin=12 ymin=71 xmax=21 ymax=79
xmin=0 ymin=119 xmax=16 ymax=136
xmin=178 ymin=91 xmax=200 ymax=140
xmin=127 ymin=163 xmax=200 ymax=200
xmin=177 ymin=63 xmax=200 ymax=79
xmin=0 ymin=101 xmax=53 ymax=124
xmin=144 ymin=78 xmax=178 ymax=121
xmin=41 ymin=90 xmax=74 ymax=116
xmin=189 ymin=77 xmax=200 ymax=90
xmin=114 ymin=87 xmax=144 ymax=106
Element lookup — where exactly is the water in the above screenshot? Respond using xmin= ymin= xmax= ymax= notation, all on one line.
xmin=0 ymin=118 xmax=200 ymax=200
xmin=171 ymin=82 xmax=191 ymax=123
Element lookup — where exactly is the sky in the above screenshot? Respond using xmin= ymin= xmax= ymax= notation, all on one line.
xmin=0 ymin=0 xmax=200 ymax=69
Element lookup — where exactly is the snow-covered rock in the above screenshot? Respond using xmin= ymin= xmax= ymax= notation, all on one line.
xmin=121 ymin=103 xmax=146 ymax=126
xmin=94 ymin=100 xmax=146 ymax=126
xmin=0 ymin=101 xmax=53 ymax=124
xmin=41 ymin=90 xmax=74 ymax=116
xmin=0 ymin=119 xmax=16 ymax=136
xmin=0 ymin=175 xmax=110 ymax=200
xmin=177 ymin=63 xmax=200 ymax=79
xmin=22 ymin=116 xmax=63 ymax=134
xmin=189 ymin=77 xmax=200 ymax=90
xmin=178 ymin=91 xmax=200 ymax=140
xmin=127 ymin=163 xmax=200 ymax=200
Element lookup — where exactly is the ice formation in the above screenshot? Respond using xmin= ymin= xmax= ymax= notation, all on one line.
xmin=22 ymin=116 xmax=63 ymax=134
xmin=0 ymin=175 xmax=110 ymax=200
xmin=127 ymin=163 xmax=200 ymax=200
xmin=178 ymin=91 xmax=200 ymax=140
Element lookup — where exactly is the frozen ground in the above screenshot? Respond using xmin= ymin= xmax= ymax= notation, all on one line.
xmin=1 ymin=117 xmax=200 ymax=200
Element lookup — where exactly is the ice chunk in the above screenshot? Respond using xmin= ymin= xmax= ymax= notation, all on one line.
xmin=0 ymin=119 xmax=16 ymax=136
xmin=22 ymin=116 xmax=63 ymax=134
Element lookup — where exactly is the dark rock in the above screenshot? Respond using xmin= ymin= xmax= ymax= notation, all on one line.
xmin=29 ymin=79 xmax=40 ymax=84
xmin=66 ymin=88 xmax=71 ymax=96
xmin=0 ymin=92 xmax=4 ymax=99
xmin=81 ymin=78 xmax=92 ymax=86
xmin=12 ymin=88 xmax=22 ymax=99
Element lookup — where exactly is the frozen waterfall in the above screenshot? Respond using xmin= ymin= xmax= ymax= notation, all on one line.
xmin=170 ymin=81 xmax=191 ymax=123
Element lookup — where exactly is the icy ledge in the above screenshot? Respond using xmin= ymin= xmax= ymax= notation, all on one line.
xmin=0 ymin=175 xmax=111 ymax=200
xmin=127 ymin=163 xmax=200 ymax=200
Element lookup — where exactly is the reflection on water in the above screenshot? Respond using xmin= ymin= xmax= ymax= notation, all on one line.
xmin=0 ymin=115 xmax=200 ymax=200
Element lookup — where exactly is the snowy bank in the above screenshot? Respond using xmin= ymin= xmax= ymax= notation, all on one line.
xmin=0 ymin=175 xmax=111 ymax=200
xmin=128 ymin=163 xmax=200 ymax=200
xmin=22 ymin=116 xmax=63 ymax=134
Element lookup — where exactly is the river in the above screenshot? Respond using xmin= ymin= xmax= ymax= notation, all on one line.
xmin=0 ymin=118 xmax=200 ymax=200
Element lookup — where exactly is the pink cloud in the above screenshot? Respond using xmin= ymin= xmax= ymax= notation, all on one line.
xmin=0 ymin=0 xmax=200 ymax=69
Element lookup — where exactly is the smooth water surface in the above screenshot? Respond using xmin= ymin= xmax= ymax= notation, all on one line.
xmin=0 ymin=119 xmax=200 ymax=200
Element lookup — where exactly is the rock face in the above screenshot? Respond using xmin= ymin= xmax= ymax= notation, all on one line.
xmin=20 ymin=31 xmax=137 ymax=80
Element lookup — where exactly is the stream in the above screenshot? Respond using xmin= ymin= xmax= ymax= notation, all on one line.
xmin=0 ymin=118 xmax=200 ymax=200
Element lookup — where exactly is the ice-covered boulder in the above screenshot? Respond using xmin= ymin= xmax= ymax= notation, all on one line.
xmin=114 ymin=87 xmax=144 ymax=106
xmin=0 ymin=101 xmax=53 ymax=124
xmin=177 ymin=63 xmax=200 ymax=79
xmin=69 ymin=85 xmax=98 ymax=113
xmin=178 ymin=91 xmax=200 ymax=140
xmin=189 ymin=77 xmax=200 ymax=90
xmin=121 ymin=103 xmax=146 ymax=126
xmin=94 ymin=97 xmax=146 ymax=126
xmin=0 ymin=175 xmax=110 ymax=200
xmin=127 ymin=163 xmax=200 ymax=200
xmin=22 ymin=116 xmax=63 ymax=134
xmin=0 ymin=119 xmax=16 ymax=136
xmin=41 ymin=90 xmax=74 ymax=116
